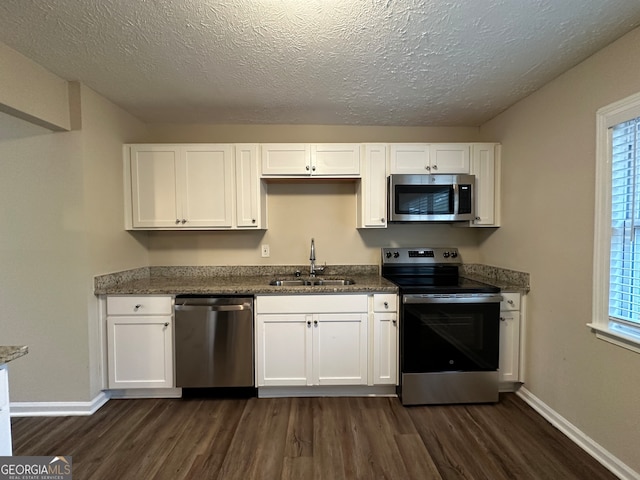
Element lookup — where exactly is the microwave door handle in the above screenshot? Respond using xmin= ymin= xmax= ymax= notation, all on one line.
xmin=452 ymin=183 xmax=459 ymax=215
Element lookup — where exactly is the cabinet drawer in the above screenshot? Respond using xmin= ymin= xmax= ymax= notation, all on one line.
xmin=107 ymin=296 xmax=173 ymax=315
xmin=500 ymin=292 xmax=520 ymax=311
xmin=256 ymin=295 xmax=367 ymax=314
xmin=373 ymin=294 xmax=397 ymax=312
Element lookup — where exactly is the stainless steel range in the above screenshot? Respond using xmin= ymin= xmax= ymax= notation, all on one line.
xmin=381 ymin=247 xmax=502 ymax=405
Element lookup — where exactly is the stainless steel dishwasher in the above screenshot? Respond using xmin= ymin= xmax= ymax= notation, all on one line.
xmin=174 ymin=296 xmax=254 ymax=388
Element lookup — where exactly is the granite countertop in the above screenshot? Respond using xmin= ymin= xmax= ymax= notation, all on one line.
xmin=0 ymin=345 xmax=28 ymax=364
xmin=94 ymin=264 xmax=529 ymax=296
xmin=460 ymin=264 xmax=530 ymax=293
xmin=95 ymin=265 xmax=398 ymax=295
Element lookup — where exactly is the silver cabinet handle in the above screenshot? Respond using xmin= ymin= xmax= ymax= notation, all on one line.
xmin=425 ymin=165 xmax=431 ymax=171
xmin=383 ymin=301 xmax=389 ymax=308
xmin=251 ymin=219 xmax=256 ymax=224
xmin=500 ymin=317 xmax=506 ymax=321
xmin=134 ymin=304 xmax=142 ymax=311
xmin=313 ymin=320 xmax=318 ymax=326
xmin=164 ymin=322 xmax=169 ymax=327
xmin=307 ymin=320 xmax=311 ymax=326
xmin=392 ymin=319 xmax=397 ymax=326
xmin=312 ymin=166 xmax=316 ymax=171
xmin=508 ymin=300 xmax=515 ymax=305
xmin=181 ymin=219 xmax=187 ymax=224
xmin=306 ymin=165 xmax=310 ymax=171
xmin=381 ymin=218 xmax=385 ymax=223
xmin=175 ymin=219 xmax=180 ymax=224
xmin=432 ymin=164 xmax=438 ymax=170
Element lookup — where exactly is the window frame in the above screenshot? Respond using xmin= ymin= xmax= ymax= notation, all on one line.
xmin=591 ymin=91 xmax=640 ymax=354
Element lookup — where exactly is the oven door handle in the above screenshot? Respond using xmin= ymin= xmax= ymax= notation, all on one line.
xmin=403 ymin=294 xmax=503 ymax=304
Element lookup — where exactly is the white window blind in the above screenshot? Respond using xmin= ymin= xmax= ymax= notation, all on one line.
xmin=609 ymin=117 xmax=640 ymax=327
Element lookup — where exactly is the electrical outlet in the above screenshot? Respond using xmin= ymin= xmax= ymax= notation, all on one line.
xmin=261 ymin=244 xmax=270 ymax=257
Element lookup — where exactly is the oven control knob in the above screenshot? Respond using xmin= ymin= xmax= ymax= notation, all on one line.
xmin=393 ymin=252 xmax=400 ymax=258
xmin=443 ymin=252 xmax=450 ymax=258
xmin=385 ymin=252 xmax=392 ymax=258
xmin=450 ymin=251 xmax=458 ymax=258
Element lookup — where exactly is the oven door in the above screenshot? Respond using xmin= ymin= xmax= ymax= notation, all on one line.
xmin=401 ymin=294 xmax=501 ymax=374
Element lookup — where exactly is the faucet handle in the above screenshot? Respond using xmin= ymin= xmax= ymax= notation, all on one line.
xmin=294 ymin=270 xmax=301 ymax=277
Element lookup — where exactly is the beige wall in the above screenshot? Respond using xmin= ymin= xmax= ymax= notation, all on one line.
xmin=479 ymin=27 xmax=640 ymax=472
xmin=145 ymin=124 xmax=491 ymax=267
xmin=0 ymin=43 xmax=72 ymax=131
xmin=0 ymin=84 xmax=149 ymax=403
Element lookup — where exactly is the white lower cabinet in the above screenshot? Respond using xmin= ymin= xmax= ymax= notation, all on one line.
xmin=255 ymin=295 xmax=370 ymax=387
xmin=0 ymin=364 xmax=12 ymax=456
xmin=106 ymin=296 xmax=174 ymax=389
xmin=371 ymin=294 xmax=398 ymax=385
xmin=499 ymin=292 xmax=522 ymax=385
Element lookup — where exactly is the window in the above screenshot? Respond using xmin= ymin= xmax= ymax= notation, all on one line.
xmin=592 ymin=92 xmax=640 ymax=353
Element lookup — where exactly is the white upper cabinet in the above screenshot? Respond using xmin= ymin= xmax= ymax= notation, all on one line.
xmin=389 ymin=143 xmax=470 ymax=174
xmin=125 ymin=144 xmax=266 ymax=230
xmin=182 ymin=145 xmax=234 ymax=228
xmin=129 ymin=145 xmax=182 ymax=228
xmin=357 ymin=144 xmax=388 ymax=228
xmin=235 ymin=144 xmax=267 ymax=229
xmin=261 ymin=143 xmax=360 ymax=177
xmin=311 ymin=144 xmax=360 ymax=176
xmin=469 ymin=143 xmax=501 ymax=227
xmin=260 ymin=143 xmax=310 ymax=176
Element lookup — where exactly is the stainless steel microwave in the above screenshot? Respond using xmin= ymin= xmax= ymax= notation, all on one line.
xmin=388 ymin=174 xmax=475 ymax=222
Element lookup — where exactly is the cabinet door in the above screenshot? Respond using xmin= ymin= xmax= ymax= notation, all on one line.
xmin=313 ymin=313 xmax=368 ymax=385
xmin=0 ymin=365 xmax=11 ymax=456
xmin=372 ymin=313 xmax=398 ymax=385
xmin=389 ymin=144 xmax=430 ymax=173
xmin=311 ymin=144 xmax=360 ymax=176
xmin=430 ymin=144 xmax=470 ymax=173
xmin=130 ymin=145 xmax=181 ymax=228
xmin=107 ymin=316 xmax=174 ymax=389
xmin=182 ymin=145 xmax=234 ymax=228
xmin=235 ymin=144 xmax=263 ymax=228
xmin=256 ymin=314 xmax=312 ymax=386
xmin=261 ymin=144 xmax=310 ymax=175
xmin=499 ymin=311 xmax=520 ymax=383
xmin=358 ymin=144 xmax=387 ymax=228
xmin=470 ymin=143 xmax=500 ymax=227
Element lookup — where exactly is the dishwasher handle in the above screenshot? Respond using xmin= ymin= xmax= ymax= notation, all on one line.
xmin=175 ymin=303 xmax=252 ymax=312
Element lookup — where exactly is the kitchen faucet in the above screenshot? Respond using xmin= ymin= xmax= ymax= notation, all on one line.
xmin=309 ymin=238 xmax=325 ymax=277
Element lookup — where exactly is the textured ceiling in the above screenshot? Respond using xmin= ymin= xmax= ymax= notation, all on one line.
xmin=1 ymin=0 xmax=640 ymax=126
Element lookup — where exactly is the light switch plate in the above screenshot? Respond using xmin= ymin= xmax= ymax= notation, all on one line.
xmin=261 ymin=244 xmax=270 ymax=257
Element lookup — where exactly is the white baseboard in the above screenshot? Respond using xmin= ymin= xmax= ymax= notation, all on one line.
xmin=517 ymin=387 xmax=639 ymax=480
xmin=10 ymin=391 xmax=110 ymax=417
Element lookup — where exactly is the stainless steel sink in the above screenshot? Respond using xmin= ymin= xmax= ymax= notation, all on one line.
xmin=313 ymin=279 xmax=355 ymax=286
xmin=269 ymin=278 xmax=355 ymax=287
xmin=268 ymin=280 xmax=308 ymax=286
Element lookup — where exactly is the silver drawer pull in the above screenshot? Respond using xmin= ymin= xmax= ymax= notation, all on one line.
xmin=134 ymin=304 xmax=142 ymax=311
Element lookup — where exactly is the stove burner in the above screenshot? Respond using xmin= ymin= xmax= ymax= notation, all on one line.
xmin=381 ymin=247 xmax=499 ymax=294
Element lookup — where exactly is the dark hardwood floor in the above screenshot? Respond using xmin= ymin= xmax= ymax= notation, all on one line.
xmin=11 ymin=393 xmax=617 ymax=480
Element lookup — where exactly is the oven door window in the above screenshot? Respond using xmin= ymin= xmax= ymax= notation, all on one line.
xmin=402 ymin=302 xmax=500 ymax=372
xmin=394 ymin=185 xmax=453 ymax=215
